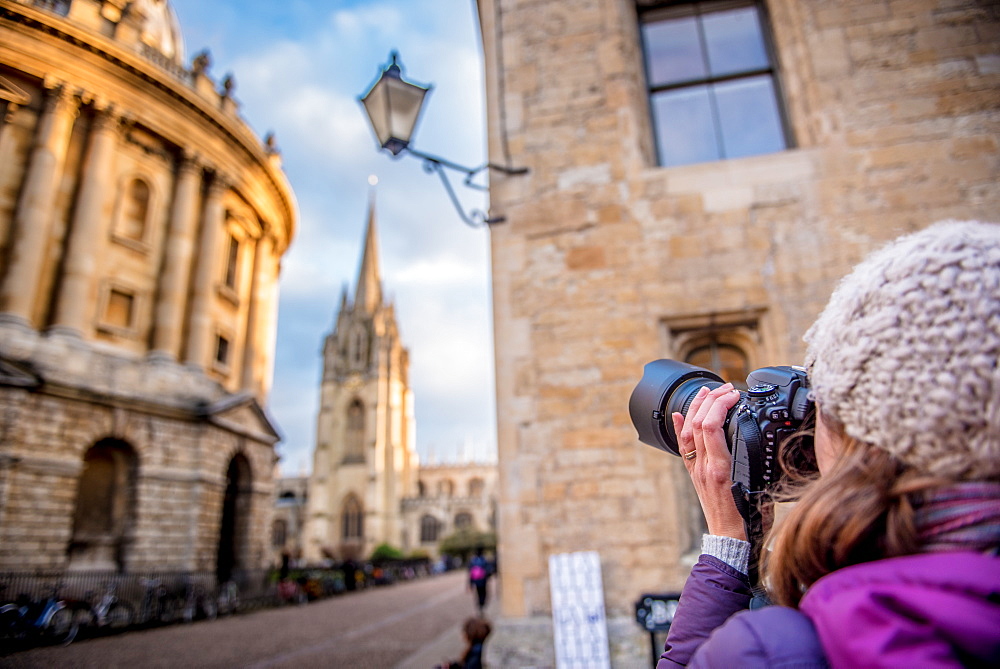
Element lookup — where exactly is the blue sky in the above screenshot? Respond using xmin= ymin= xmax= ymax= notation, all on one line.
xmin=169 ymin=0 xmax=497 ymax=474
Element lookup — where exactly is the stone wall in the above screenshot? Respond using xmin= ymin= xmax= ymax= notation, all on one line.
xmin=478 ymin=0 xmax=1000 ymax=665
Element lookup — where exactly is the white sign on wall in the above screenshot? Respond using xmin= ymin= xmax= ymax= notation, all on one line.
xmin=549 ymin=550 xmax=611 ymax=669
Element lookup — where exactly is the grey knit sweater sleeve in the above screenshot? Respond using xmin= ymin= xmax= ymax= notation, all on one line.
xmin=701 ymin=534 xmax=750 ymax=575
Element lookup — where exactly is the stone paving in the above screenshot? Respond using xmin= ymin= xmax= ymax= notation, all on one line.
xmin=1 ymin=570 xmax=498 ymax=669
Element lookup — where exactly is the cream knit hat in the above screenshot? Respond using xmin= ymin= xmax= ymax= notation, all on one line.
xmin=803 ymin=220 xmax=1000 ymax=481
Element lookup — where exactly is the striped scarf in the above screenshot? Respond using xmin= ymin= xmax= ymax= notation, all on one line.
xmin=914 ymin=481 xmax=1000 ymax=554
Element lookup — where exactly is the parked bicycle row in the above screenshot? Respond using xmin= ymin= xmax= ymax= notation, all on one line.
xmin=0 ymin=572 xmax=246 ymax=652
xmin=1 ymin=559 xmax=436 ymax=652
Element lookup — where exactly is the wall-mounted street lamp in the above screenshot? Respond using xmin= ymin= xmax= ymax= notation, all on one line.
xmin=360 ymin=51 xmax=527 ymax=228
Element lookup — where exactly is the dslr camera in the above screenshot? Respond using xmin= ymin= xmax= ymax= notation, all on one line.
xmin=629 ymin=359 xmax=814 ymax=493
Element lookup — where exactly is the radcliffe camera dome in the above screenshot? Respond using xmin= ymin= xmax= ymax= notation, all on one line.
xmin=132 ymin=0 xmax=185 ymax=62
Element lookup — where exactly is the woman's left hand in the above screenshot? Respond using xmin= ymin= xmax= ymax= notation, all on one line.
xmin=672 ymin=383 xmax=746 ymax=541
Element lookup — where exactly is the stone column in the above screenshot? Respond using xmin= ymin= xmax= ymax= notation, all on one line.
xmin=50 ymin=105 xmax=121 ymax=335
xmin=184 ymin=172 xmax=228 ymax=368
xmin=240 ymin=232 xmax=271 ymax=395
xmin=0 ymin=85 xmax=80 ymax=326
xmin=151 ymin=153 xmax=203 ymax=359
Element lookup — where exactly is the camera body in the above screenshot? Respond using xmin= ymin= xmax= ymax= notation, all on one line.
xmin=629 ymin=359 xmax=813 ymax=493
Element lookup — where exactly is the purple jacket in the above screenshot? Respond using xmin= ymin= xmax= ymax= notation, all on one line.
xmin=658 ymin=552 xmax=1000 ymax=668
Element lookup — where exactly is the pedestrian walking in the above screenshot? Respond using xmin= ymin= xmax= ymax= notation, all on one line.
xmin=467 ymin=548 xmax=490 ymax=614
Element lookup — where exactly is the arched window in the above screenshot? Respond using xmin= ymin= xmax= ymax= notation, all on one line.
xmin=120 ymin=178 xmax=150 ymax=242
xmin=345 ymin=399 xmax=365 ymax=462
xmin=420 ymin=515 xmax=441 ymax=543
xmin=437 ymin=479 xmax=455 ymax=497
xmin=69 ymin=439 xmax=137 ymax=569
xmin=342 ymin=495 xmax=363 ymax=540
xmin=468 ymin=478 xmax=485 ymax=498
xmin=348 ymin=326 xmax=368 ymax=367
xmin=417 ymin=481 xmax=427 ymax=498
xmin=455 ymin=512 xmax=473 ymax=531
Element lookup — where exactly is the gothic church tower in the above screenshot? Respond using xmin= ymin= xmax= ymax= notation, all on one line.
xmin=305 ymin=199 xmax=417 ymax=561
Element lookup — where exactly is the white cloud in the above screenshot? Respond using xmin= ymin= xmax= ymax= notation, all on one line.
xmin=174 ymin=0 xmax=496 ymax=471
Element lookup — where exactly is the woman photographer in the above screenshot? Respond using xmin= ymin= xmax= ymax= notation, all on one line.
xmin=660 ymin=220 xmax=1000 ymax=668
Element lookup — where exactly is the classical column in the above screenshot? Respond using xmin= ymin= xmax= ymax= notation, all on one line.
xmin=0 ymin=85 xmax=80 ymax=325
xmin=151 ymin=153 xmax=203 ymax=359
xmin=240 ymin=233 xmax=265 ymax=394
xmin=258 ymin=241 xmax=281 ymax=398
xmin=50 ymin=105 xmax=121 ymax=335
xmin=184 ymin=172 xmax=228 ymax=368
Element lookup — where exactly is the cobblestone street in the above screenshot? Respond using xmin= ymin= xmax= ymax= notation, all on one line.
xmin=1 ymin=571 xmax=493 ymax=669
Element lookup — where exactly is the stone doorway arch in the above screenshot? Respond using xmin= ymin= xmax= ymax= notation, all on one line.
xmin=68 ymin=438 xmax=137 ymax=571
xmin=216 ymin=453 xmax=252 ymax=583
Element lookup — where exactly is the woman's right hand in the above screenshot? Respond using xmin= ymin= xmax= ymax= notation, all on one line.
xmin=671 ymin=383 xmax=746 ymax=541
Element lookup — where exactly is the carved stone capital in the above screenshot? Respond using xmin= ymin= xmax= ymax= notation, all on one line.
xmin=177 ymin=149 xmax=202 ymax=176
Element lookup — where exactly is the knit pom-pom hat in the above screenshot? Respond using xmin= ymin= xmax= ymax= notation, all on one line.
xmin=804 ymin=220 xmax=1000 ymax=481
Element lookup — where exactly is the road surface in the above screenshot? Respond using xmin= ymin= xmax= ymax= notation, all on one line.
xmin=2 ymin=570 xmax=493 ymax=668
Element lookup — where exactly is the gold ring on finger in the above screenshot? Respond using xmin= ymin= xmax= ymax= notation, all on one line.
xmin=683 ymin=451 xmax=697 ymax=460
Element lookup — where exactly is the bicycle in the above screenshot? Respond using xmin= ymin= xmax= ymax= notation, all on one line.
xmin=74 ymin=582 xmax=135 ymax=636
xmin=215 ymin=580 xmax=240 ymax=616
xmin=181 ymin=579 xmax=216 ymax=623
xmin=0 ymin=585 xmax=79 ymax=650
xmin=138 ymin=577 xmax=179 ymax=626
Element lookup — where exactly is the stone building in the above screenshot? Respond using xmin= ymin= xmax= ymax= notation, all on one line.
xmin=303 ymin=203 xmax=499 ymax=563
xmin=476 ymin=0 xmax=1000 ymax=664
xmin=271 ymin=473 xmax=308 ymax=565
xmin=0 ymin=0 xmax=295 ymax=579
xmin=304 ymin=201 xmax=419 ymax=562
xmin=401 ymin=461 xmax=498 ymax=559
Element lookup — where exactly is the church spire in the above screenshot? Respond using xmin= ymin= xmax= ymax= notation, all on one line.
xmin=354 ymin=192 xmax=382 ymax=313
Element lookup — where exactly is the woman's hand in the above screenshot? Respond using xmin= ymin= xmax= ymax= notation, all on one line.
xmin=672 ymin=383 xmax=747 ymax=541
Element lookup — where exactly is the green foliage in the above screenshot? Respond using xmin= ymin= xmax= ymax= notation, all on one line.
xmin=438 ymin=530 xmax=497 ymax=559
xmin=369 ymin=542 xmax=405 ymax=561
xmin=407 ymin=548 xmax=431 ymax=561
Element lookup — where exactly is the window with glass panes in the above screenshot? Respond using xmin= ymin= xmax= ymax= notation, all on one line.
xmin=639 ymin=0 xmax=791 ymax=167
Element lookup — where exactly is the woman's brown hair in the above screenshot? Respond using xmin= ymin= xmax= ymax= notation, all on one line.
xmin=762 ymin=418 xmax=948 ymax=607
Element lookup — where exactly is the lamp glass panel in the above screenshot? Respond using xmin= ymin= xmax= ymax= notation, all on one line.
xmin=385 ymin=77 xmax=427 ymax=144
xmin=361 ymin=80 xmax=391 ymax=147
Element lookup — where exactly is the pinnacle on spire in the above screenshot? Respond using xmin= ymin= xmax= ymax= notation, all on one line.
xmin=354 ymin=192 xmax=383 ymax=313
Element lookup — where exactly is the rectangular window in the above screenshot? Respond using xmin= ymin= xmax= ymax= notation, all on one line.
xmin=639 ymin=0 xmax=791 ymax=167
xmin=215 ymin=334 xmax=230 ymax=367
xmin=104 ymin=289 xmax=134 ymax=329
xmin=224 ymin=234 xmax=240 ymax=289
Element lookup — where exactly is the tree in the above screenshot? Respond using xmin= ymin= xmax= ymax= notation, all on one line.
xmin=439 ymin=530 xmax=497 ymax=561
xmin=369 ymin=542 xmax=405 ymax=561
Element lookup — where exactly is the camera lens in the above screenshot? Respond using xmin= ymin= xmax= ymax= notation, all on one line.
xmin=629 ymin=359 xmax=724 ymax=456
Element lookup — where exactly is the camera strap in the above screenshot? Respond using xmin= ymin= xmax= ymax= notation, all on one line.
xmin=731 ymin=483 xmax=772 ymax=608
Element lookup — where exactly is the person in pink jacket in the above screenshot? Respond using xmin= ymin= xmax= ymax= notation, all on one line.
xmin=660 ymin=220 xmax=1000 ymax=668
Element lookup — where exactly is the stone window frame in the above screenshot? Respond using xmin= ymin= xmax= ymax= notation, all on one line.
xmin=454 ymin=511 xmax=474 ymax=531
xmin=110 ymin=172 xmax=158 ymax=253
xmin=95 ymin=278 xmax=143 ymax=338
xmin=212 ymin=326 xmax=235 ymax=374
xmin=468 ymin=477 xmax=485 ymax=498
xmin=420 ymin=514 xmax=442 ymax=543
xmin=217 ymin=207 xmax=261 ymax=307
xmin=661 ymin=307 xmax=764 ymax=562
xmin=272 ymin=518 xmax=288 ymax=548
xmin=636 ymin=0 xmax=795 ymax=168
xmin=341 ymin=494 xmax=364 ymax=541
xmin=342 ymin=398 xmax=366 ymax=464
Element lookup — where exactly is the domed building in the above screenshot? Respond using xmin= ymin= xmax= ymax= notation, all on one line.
xmin=0 ymin=0 xmax=296 ymax=581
